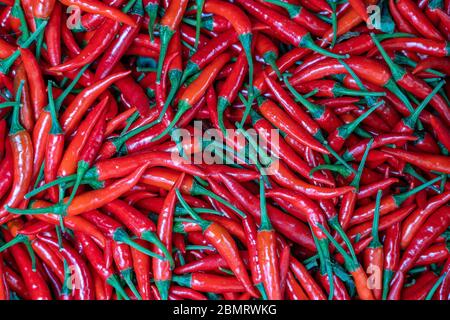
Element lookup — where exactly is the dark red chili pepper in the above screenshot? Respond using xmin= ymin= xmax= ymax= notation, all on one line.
xmin=388 ymin=206 xmax=450 ymax=300
xmin=0 ymin=83 xmax=33 ymax=222
xmin=152 ymin=173 xmax=185 ymax=299
xmin=1 ymin=227 xmax=51 ymax=300
xmin=382 ymin=222 xmax=401 ymax=300
xmin=415 ymin=243 xmax=449 ymax=266
xmin=218 ymin=173 xmax=316 ymax=252
xmin=60 ymin=70 xmax=130 ymax=136
xmin=400 ymin=191 xmax=450 ymax=249
xmin=396 ymin=0 xmax=444 ymax=40
xmin=172 ymin=272 xmax=246 ymax=293
xmin=236 ymin=0 xmax=346 ymax=59
xmin=176 ymin=189 xmax=259 ymax=298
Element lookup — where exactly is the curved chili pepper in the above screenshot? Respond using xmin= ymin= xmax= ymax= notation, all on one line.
xmin=155 ymin=0 xmax=189 ymax=82
xmin=382 ymin=148 xmax=450 ymax=174
xmin=318 ymin=224 xmax=374 ymax=300
xmin=237 ymin=0 xmax=346 ymax=59
xmin=218 ymin=173 xmax=316 ymax=252
xmin=388 ymin=206 xmax=450 ymax=300
xmin=49 ymin=19 xmax=120 ymax=73
xmin=1 ymin=228 xmax=51 ymax=300
xmin=74 ymin=231 xmax=129 ymax=300
xmin=59 ymin=0 xmax=137 ymax=27
xmin=400 ymin=191 xmax=450 ymax=249
xmin=154 ymin=53 xmax=230 ymax=141
xmin=60 ymin=70 xmax=130 ymax=136
xmin=176 ymin=189 xmax=259 ymax=298
xmin=396 ymin=0 xmax=444 ymax=40
xmin=264 ymin=0 xmax=329 ymax=36
xmin=0 ymin=83 xmax=33 ymax=222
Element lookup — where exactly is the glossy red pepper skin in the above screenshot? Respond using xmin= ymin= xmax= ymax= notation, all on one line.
xmin=94 ymin=1 xmax=144 ymax=80
xmin=218 ymin=174 xmax=316 ymax=252
xmin=0 ymin=253 xmax=9 ymax=300
xmin=1 ymin=228 xmax=51 ymax=300
xmin=59 ymin=0 xmax=137 ymax=27
xmin=0 ymin=142 xmax=13 ymax=201
xmin=400 ymin=191 xmax=450 ymax=249
xmin=388 ymin=206 xmax=450 ymax=300
xmin=60 ymin=70 xmax=130 ymax=136
xmin=131 ymin=239 xmax=153 ymax=300
xmin=396 ymin=0 xmax=444 ymax=40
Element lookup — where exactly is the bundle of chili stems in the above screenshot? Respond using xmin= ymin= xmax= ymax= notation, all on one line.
xmin=0 ymin=0 xmax=448 ymax=301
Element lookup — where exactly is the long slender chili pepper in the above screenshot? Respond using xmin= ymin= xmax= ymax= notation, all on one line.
xmin=59 ymin=0 xmax=137 ymax=27
xmin=264 ymin=0 xmax=329 ymax=36
xmin=130 ymin=238 xmax=153 ymax=300
xmin=176 ymin=189 xmax=259 ymax=298
xmin=155 ymin=0 xmax=189 ymax=82
xmin=60 ymin=70 xmax=130 ymax=136
xmin=152 ymin=173 xmax=185 ymax=299
xmin=370 ymin=33 xmax=450 ymax=125
xmin=396 ymin=0 xmax=444 ymax=40
xmin=265 ymin=187 xmax=334 ymax=299
xmin=318 ymin=224 xmax=374 ymax=300
xmin=381 ymin=148 xmax=450 ymax=174
xmin=74 ymin=231 xmax=129 ymax=300
xmin=0 ymin=82 xmax=33 ymax=221
xmin=363 ymin=190 xmax=384 ymax=300
xmin=153 ymin=53 xmax=230 ymax=141
xmin=236 ymin=0 xmax=347 ymax=59
xmin=349 ymin=176 xmax=443 ymax=226
xmin=388 ymin=206 xmax=450 ymax=300
xmin=1 ymin=228 xmax=51 ymax=300
xmin=7 ymin=164 xmax=150 ymax=217
xmin=43 ymin=82 xmax=64 ymax=203
xmin=400 ymin=191 xmax=450 ymax=249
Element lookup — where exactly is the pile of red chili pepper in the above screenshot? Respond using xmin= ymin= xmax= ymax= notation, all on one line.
xmin=0 ymin=0 xmax=448 ymax=301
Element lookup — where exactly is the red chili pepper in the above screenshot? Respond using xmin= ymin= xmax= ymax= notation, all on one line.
xmin=176 ymin=189 xmax=259 ymax=298
xmin=382 ymin=148 xmax=450 ymax=174
xmin=236 ymin=0 xmax=346 ymax=59
xmin=130 ymin=239 xmax=153 ymax=300
xmin=290 ymin=256 xmax=326 ymax=300
xmin=155 ymin=0 xmax=189 ymax=82
xmin=0 ymin=142 xmax=13 ymax=201
xmin=396 ymin=0 xmax=444 ymax=40
xmin=0 ymin=252 xmax=9 ymax=300
xmin=59 ymin=0 xmax=137 ymax=27
xmin=14 ymin=64 xmax=34 ymax=132
xmin=173 ymin=272 xmax=247 ymax=293
xmin=400 ymin=191 xmax=450 ymax=249
xmin=152 ymin=173 xmax=185 ymax=299
xmin=1 ymin=227 xmax=51 ymax=300
xmin=437 ymin=257 xmax=450 ymax=300
xmin=264 ymin=0 xmax=329 ymax=36
xmin=60 ymin=70 xmax=130 ymax=136
xmin=388 ymin=206 xmax=450 ymax=300
xmin=0 ymin=84 xmax=33 ymax=222
xmin=95 ymin=0 xmax=144 ymax=81
xmin=218 ymin=173 xmax=316 ymax=252
xmin=382 ymin=222 xmax=401 ymax=300
xmin=349 ymin=176 xmax=443 ymax=227
xmin=415 ymin=243 xmax=449 ymax=266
